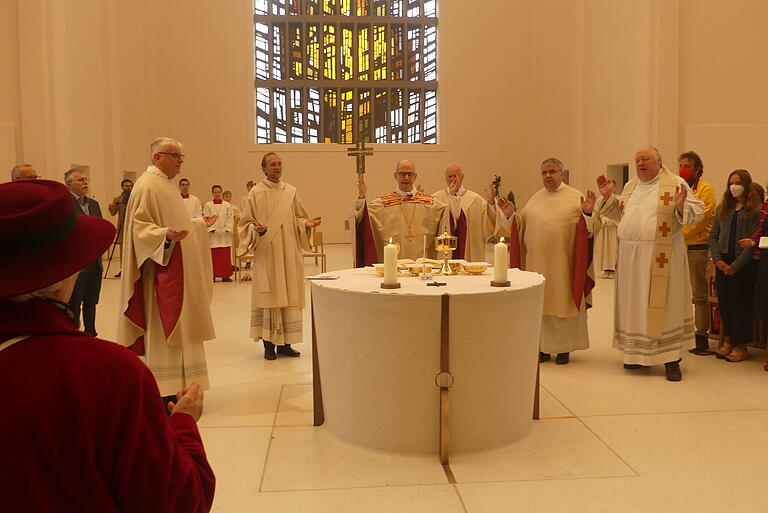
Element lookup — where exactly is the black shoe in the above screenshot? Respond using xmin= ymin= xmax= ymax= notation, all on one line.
xmin=263 ymin=340 xmax=277 ymax=360
xmin=114 ymin=271 xmax=121 ymax=278
xmin=689 ymin=334 xmax=714 ymax=355
xmin=555 ymin=352 xmax=570 ymax=365
xmin=222 ymin=277 xmax=233 ymax=282
xmin=276 ymin=344 xmax=301 ymax=357
xmin=539 ymin=352 xmax=551 ymax=363
xmin=665 ymin=360 xmax=682 ymax=381
xmin=623 ymin=363 xmax=643 ymax=369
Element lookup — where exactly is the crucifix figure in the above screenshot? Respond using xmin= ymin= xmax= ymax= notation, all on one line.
xmin=347 ymin=139 xmax=374 ymax=175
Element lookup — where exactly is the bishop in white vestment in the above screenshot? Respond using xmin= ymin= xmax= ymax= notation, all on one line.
xmin=612 ymin=147 xmax=704 ymax=381
xmin=353 ymin=160 xmax=449 ymax=266
xmin=238 ymin=153 xmax=321 ymax=360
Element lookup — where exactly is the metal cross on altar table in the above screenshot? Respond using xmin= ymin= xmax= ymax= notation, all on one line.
xmin=347 ymin=139 xmax=374 ymax=175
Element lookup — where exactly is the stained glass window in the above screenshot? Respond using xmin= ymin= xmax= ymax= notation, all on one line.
xmin=253 ymin=0 xmax=438 ymax=144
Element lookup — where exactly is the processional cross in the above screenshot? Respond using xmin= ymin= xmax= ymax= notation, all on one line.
xmin=347 ymin=137 xmax=374 ymax=175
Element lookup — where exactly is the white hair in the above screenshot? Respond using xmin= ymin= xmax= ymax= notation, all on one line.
xmin=444 ymin=162 xmax=463 ymax=173
xmin=149 ymin=137 xmax=183 ymax=161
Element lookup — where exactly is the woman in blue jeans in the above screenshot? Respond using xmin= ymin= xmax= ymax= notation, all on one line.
xmin=709 ymin=170 xmax=763 ymax=362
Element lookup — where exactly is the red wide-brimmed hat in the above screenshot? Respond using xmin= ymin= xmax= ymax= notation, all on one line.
xmin=0 ymin=179 xmax=116 ymax=297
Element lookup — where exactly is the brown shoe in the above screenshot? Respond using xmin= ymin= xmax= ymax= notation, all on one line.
xmin=725 ymin=345 xmax=749 ymax=362
xmin=715 ymin=340 xmax=733 ymax=360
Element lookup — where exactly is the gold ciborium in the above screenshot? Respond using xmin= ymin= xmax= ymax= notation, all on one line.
xmin=434 ymin=232 xmax=458 ymax=275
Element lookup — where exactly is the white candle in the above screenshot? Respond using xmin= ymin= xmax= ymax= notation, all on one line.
xmin=422 ymin=235 xmax=428 ymax=274
xmin=383 ymin=238 xmax=398 ymax=285
xmin=493 ymin=237 xmax=508 ymax=283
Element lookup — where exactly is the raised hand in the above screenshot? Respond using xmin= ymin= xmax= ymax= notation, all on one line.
xmin=674 ymin=185 xmax=687 ymax=214
xmin=497 ymin=196 xmax=516 ymax=218
xmin=305 ymin=217 xmax=322 ymax=228
xmin=581 ymin=190 xmax=597 ymax=214
xmin=166 ymin=228 xmax=189 ymax=241
xmin=357 ymin=174 xmax=367 ymax=199
xmin=484 ymin=184 xmax=497 ymax=204
xmin=596 ymin=175 xmax=613 ymax=198
xmin=416 ymin=183 xmax=424 ymax=193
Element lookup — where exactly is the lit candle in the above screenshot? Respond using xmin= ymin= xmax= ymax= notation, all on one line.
xmin=383 ymin=237 xmax=398 ymax=285
xmin=493 ymin=237 xmax=508 ymax=283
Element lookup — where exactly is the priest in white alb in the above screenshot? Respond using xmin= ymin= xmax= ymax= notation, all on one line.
xmin=609 ymin=146 xmax=704 ymax=381
xmin=353 ymin=160 xmax=448 ymax=266
xmin=179 ymin=177 xmax=202 ymax=218
xmin=432 ymin=163 xmax=497 ymax=262
xmin=203 ymin=185 xmax=234 ymax=282
xmin=496 ymin=157 xmax=597 ymax=365
xmin=238 ymin=152 xmax=321 ymax=360
xmin=118 ymin=137 xmax=217 ymax=406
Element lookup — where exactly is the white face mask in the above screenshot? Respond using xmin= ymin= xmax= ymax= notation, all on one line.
xmin=729 ymin=184 xmax=744 ymax=198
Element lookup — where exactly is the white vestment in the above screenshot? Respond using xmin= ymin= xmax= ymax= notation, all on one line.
xmin=593 ymin=193 xmax=621 ymax=272
xmin=238 ymin=179 xmax=312 ymax=345
xmin=432 ymin=187 xmax=492 ymax=262
xmin=202 ymin=200 xmax=234 ymax=248
xmin=118 ymin=166 xmax=215 ymax=395
xmin=614 ymin=172 xmax=704 ymax=365
xmin=181 ymin=194 xmax=202 ymax=218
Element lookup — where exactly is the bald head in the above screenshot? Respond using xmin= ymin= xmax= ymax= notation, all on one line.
xmin=394 ymin=160 xmax=417 ymax=192
xmin=11 ymin=164 xmax=40 ymax=181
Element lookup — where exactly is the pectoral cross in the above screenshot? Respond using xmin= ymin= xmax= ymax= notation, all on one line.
xmin=347 ymin=139 xmax=374 ymax=175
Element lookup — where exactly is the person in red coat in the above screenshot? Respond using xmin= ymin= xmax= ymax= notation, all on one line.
xmin=0 ymin=179 xmax=215 ymax=512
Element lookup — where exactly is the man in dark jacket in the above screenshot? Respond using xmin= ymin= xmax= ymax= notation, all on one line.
xmin=65 ymin=168 xmax=104 ymax=335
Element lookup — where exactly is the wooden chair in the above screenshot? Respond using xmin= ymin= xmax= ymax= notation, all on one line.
xmin=231 ymin=216 xmax=254 ymax=282
xmin=303 ymin=229 xmax=327 ymax=273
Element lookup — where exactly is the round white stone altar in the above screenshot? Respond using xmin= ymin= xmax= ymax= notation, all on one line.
xmin=310 ymin=267 xmax=545 ymax=455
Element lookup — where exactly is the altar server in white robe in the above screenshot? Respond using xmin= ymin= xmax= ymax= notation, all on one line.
xmin=179 ymin=177 xmax=202 ymax=218
xmin=223 ymin=190 xmax=242 ymax=218
xmin=432 ymin=163 xmax=497 ymax=262
xmin=497 ymin=157 xmax=597 ymax=365
xmin=118 ymin=137 xmax=217 ymax=404
xmin=238 ymin=152 xmax=321 ymax=360
xmin=593 ymin=178 xmax=621 ymax=278
xmin=353 ymin=160 xmax=449 ymax=266
xmin=203 ymin=185 xmax=234 ymax=282
xmin=611 ymin=146 xmax=703 ymax=381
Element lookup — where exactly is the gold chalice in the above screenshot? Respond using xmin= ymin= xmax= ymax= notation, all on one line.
xmin=434 ymin=232 xmax=458 ymax=275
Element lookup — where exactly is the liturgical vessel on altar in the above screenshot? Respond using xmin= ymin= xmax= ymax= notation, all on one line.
xmin=435 ymin=232 xmax=458 ymax=275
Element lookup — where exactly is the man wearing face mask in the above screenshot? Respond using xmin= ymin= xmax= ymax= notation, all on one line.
xmin=678 ymin=151 xmax=717 ymax=355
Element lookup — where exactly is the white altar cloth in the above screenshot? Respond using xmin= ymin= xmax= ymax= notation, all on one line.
xmin=311 ymin=267 xmax=545 ymax=454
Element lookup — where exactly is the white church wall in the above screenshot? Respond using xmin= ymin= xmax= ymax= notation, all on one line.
xmin=8 ymin=0 xmax=768 ymax=241
xmin=0 ymin=0 xmax=22 ymax=171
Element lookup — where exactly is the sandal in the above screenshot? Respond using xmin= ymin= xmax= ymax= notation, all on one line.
xmin=725 ymin=345 xmax=749 ymax=362
xmin=715 ymin=340 xmax=733 ymax=359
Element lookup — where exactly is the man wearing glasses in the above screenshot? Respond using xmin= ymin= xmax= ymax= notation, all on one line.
xmin=354 ymin=160 xmax=448 ymax=266
xmin=10 ymin=164 xmax=40 ymax=181
xmin=65 ymin=168 xmax=104 ymax=336
xmin=118 ymin=137 xmax=218 ymax=409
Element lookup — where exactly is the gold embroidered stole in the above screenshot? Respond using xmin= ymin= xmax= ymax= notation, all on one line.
xmin=620 ymin=167 xmax=678 ymax=338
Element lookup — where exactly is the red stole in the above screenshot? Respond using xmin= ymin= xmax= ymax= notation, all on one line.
xmin=355 ymin=204 xmax=378 ymax=267
xmin=571 ymin=216 xmax=594 ymax=310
